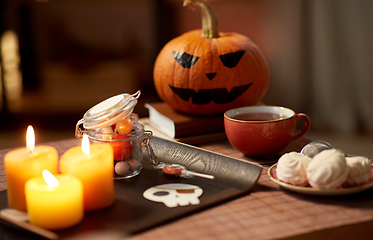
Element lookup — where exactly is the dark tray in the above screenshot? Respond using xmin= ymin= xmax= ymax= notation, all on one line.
xmin=0 ymin=137 xmax=262 ymax=239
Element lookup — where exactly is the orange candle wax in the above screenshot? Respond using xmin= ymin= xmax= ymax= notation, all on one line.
xmin=25 ymin=170 xmax=84 ymax=230
xmin=4 ymin=126 xmax=58 ymax=211
xmin=59 ymin=136 xmax=114 ymax=211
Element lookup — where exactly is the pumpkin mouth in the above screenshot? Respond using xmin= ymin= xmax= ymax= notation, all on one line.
xmin=169 ymin=83 xmax=253 ymax=104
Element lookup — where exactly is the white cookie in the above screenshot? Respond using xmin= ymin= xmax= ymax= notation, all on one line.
xmin=276 ymin=152 xmax=312 ymax=186
xmin=307 ymin=149 xmax=349 ymax=189
xmin=344 ymin=156 xmax=372 ymax=186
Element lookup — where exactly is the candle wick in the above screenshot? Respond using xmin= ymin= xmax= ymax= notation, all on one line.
xmin=27 ymin=148 xmax=33 ymax=155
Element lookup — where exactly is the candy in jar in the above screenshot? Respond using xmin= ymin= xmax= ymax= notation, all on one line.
xmin=75 ymin=91 xmax=153 ymax=179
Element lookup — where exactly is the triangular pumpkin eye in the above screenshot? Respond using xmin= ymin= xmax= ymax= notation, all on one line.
xmin=173 ymin=51 xmax=200 ymax=68
xmin=219 ymin=50 xmax=246 ymax=68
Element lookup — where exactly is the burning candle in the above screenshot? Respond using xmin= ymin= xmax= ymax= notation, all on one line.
xmin=59 ymin=135 xmax=114 ymax=211
xmin=25 ymin=170 xmax=84 ymax=230
xmin=4 ymin=126 xmax=58 ymax=211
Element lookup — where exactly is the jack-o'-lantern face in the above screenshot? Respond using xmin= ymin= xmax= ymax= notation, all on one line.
xmin=171 ymin=49 xmax=252 ymax=105
xmin=153 ymin=30 xmax=269 ymax=115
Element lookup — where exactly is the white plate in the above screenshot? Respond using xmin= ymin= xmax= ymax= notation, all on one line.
xmin=268 ymin=164 xmax=373 ymax=196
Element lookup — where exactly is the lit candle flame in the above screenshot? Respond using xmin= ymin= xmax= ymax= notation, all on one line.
xmin=26 ymin=125 xmax=35 ymax=154
xmin=42 ymin=170 xmax=59 ymax=188
xmin=81 ymin=135 xmax=90 ymax=156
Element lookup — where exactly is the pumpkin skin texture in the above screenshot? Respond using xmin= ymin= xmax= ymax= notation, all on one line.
xmin=153 ymin=1 xmax=270 ymax=115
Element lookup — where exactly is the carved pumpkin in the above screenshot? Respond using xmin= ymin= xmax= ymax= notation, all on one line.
xmin=153 ymin=0 xmax=270 ymax=115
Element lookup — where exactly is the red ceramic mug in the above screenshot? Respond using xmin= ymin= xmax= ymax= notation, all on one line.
xmin=224 ymin=106 xmax=311 ymax=158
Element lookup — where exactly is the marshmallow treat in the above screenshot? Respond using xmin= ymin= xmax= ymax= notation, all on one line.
xmin=276 ymin=152 xmax=312 ymax=186
xmin=307 ymin=149 xmax=349 ymax=189
xmin=344 ymin=156 xmax=372 ymax=186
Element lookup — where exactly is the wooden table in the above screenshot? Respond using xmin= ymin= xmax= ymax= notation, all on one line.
xmin=1 ymin=137 xmax=373 ymax=240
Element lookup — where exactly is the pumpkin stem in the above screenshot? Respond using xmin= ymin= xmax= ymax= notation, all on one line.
xmin=183 ymin=0 xmax=220 ymax=38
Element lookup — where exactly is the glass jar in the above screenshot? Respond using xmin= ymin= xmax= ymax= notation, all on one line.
xmin=75 ymin=91 xmax=157 ymax=179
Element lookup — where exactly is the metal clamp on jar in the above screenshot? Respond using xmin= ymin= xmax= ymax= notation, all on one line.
xmin=75 ymin=90 xmax=158 ymax=179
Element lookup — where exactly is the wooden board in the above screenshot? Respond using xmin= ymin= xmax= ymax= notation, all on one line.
xmin=0 ymin=137 xmax=262 ymax=239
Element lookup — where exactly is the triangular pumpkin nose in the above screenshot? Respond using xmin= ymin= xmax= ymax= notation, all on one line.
xmin=205 ymin=73 xmax=217 ymax=80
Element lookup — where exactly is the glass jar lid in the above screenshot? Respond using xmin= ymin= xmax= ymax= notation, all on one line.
xmin=81 ymin=90 xmax=141 ymax=129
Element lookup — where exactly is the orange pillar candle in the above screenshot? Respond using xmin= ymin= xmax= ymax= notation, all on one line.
xmin=25 ymin=170 xmax=84 ymax=230
xmin=59 ymin=135 xmax=114 ymax=211
xmin=4 ymin=126 xmax=58 ymax=211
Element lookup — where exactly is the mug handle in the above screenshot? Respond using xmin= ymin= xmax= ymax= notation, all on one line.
xmin=291 ymin=113 xmax=311 ymax=141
